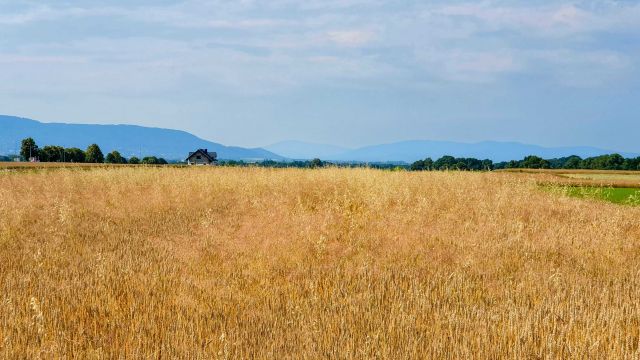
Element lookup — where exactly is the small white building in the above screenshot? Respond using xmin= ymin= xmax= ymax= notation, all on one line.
xmin=186 ymin=149 xmax=217 ymax=165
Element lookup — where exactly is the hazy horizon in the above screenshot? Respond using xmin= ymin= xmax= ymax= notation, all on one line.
xmin=1 ymin=1 xmax=639 ymax=151
xmin=5 ymin=114 xmax=637 ymax=154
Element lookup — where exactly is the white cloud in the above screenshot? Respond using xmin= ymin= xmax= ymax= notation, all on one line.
xmin=431 ymin=1 xmax=640 ymax=37
xmin=0 ymin=0 xmax=638 ymax=92
xmin=434 ymin=2 xmax=594 ymax=36
xmin=0 ymin=5 xmax=127 ymax=25
xmin=529 ymin=49 xmax=631 ymax=87
xmin=0 ymin=55 xmax=86 ymax=64
xmin=416 ymin=48 xmax=522 ymax=83
xmin=326 ymin=29 xmax=375 ymax=47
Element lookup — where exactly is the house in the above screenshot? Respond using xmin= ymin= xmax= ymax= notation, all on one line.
xmin=186 ymin=149 xmax=218 ymax=165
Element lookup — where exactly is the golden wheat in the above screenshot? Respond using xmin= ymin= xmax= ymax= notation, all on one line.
xmin=0 ymin=167 xmax=639 ymax=358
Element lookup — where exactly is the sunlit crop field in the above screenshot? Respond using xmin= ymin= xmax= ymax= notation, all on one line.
xmin=0 ymin=162 xmax=114 ymax=170
xmin=1 ymin=167 xmax=640 ymax=358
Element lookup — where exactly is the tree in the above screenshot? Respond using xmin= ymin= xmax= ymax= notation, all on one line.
xmin=522 ymin=155 xmax=550 ymax=169
xmin=606 ymin=154 xmax=625 ymax=170
xmin=141 ymin=156 xmax=159 ymax=164
xmin=410 ymin=160 xmax=426 ymax=171
xmin=454 ymin=161 xmax=468 ymax=171
xmin=464 ymin=158 xmax=483 ymax=170
xmin=413 ymin=156 xmax=490 ymax=171
xmin=481 ymin=159 xmax=494 ymax=171
xmin=157 ymin=158 xmax=168 ymax=165
xmin=85 ymin=144 xmax=104 ymax=163
xmin=628 ymin=157 xmax=640 ymax=170
xmin=505 ymin=160 xmax=519 ymax=169
xmin=128 ymin=156 xmax=140 ymax=165
xmin=434 ymin=156 xmax=456 ymax=170
xmin=105 ymin=151 xmax=126 ymax=164
xmin=423 ymin=158 xmax=434 ymax=170
xmin=309 ymin=158 xmax=324 ymax=168
xmin=410 ymin=158 xmax=434 ymax=171
xmin=581 ymin=154 xmax=624 ymax=170
xmin=65 ymin=148 xmax=85 ymax=163
xmin=20 ymin=138 xmax=39 ymax=161
xmin=39 ymin=145 xmax=65 ymax=162
xmin=563 ymin=156 xmax=582 ymax=169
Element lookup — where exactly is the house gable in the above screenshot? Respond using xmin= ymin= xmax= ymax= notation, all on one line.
xmin=186 ymin=148 xmax=217 ymax=165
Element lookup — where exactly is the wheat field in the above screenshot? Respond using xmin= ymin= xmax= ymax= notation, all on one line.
xmin=1 ymin=167 xmax=639 ymax=358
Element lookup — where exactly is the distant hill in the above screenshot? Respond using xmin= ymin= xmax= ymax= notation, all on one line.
xmin=263 ymin=140 xmax=350 ymax=160
xmin=3 ymin=115 xmax=634 ymax=163
xmin=0 ymin=115 xmax=283 ymax=161
xmin=262 ymin=140 xmax=637 ymax=163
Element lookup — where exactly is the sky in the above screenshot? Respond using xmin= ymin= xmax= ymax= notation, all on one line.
xmin=0 ymin=0 xmax=639 ymax=151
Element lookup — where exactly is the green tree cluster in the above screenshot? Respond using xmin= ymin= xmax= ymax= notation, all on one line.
xmin=410 ymin=156 xmax=493 ymax=171
xmin=410 ymin=158 xmax=433 ymax=171
xmin=141 ymin=156 xmax=168 ymax=165
xmin=217 ymin=159 xmax=407 ymax=170
xmin=65 ymin=148 xmax=86 ymax=163
xmin=495 ymin=154 xmax=640 ymax=170
xmin=105 ymin=151 xmax=127 ymax=164
xmin=85 ymin=144 xmax=104 ymax=163
xmin=39 ymin=145 xmax=66 ymax=162
xmin=15 ymin=138 xmax=170 ymax=165
xmin=20 ymin=138 xmax=39 ymax=161
xmin=309 ymin=158 xmax=324 ymax=168
xmin=521 ymin=155 xmax=551 ymax=169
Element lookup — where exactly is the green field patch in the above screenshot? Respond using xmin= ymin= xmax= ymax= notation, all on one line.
xmin=547 ymin=185 xmax=640 ymax=206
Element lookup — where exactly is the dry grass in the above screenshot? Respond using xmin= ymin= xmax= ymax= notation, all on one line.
xmin=560 ymin=173 xmax=640 ymax=183
xmin=501 ymin=170 xmax=640 ymax=189
xmin=1 ymin=167 xmax=640 ymax=358
xmin=499 ymin=168 xmax=640 ymax=175
xmin=0 ymin=162 xmax=113 ymax=170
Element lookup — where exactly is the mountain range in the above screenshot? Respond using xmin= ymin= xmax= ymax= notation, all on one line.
xmin=265 ymin=140 xmax=638 ymax=163
xmin=1 ymin=115 xmax=636 ymax=162
xmin=263 ymin=140 xmax=349 ymax=160
xmin=321 ymin=140 xmax=637 ymax=163
xmin=0 ymin=115 xmax=282 ymax=161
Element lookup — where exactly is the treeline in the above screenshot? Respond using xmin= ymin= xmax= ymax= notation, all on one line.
xmin=221 ymin=158 xmax=326 ymax=168
xmin=410 ymin=156 xmax=494 ymax=171
xmin=18 ymin=138 xmax=168 ymax=165
xmin=9 ymin=137 xmax=639 ymax=171
xmin=409 ymin=154 xmax=640 ymax=171
xmin=494 ymin=154 xmax=640 ymax=170
xmin=220 ymin=158 xmax=406 ymax=170
xmin=217 ymin=154 xmax=640 ymax=171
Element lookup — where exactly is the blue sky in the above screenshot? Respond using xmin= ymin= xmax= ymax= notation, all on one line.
xmin=0 ymin=0 xmax=638 ymax=151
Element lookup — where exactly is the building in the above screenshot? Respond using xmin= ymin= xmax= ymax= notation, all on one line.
xmin=186 ymin=149 xmax=218 ymax=165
